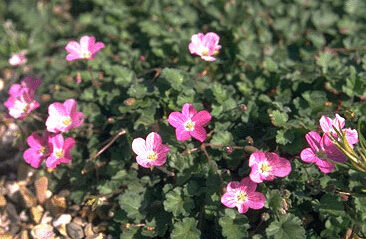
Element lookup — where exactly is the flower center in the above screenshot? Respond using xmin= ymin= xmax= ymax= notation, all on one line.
xmin=39 ymin=146 xmax=47 ymax=155
xmin=82 ymin=51 xmax=92 ymax=59
xmin=23 ymin=103 xmax=30 ymax=113
xmin=259 ymin=161 xmax=271 ymax=174
xmin=62 ymin=117 xmax=72 ymax=126
xmin=147 ymin=151 xmax=158 ymax=161
xmin=55 ymin=149 xmax=65 ymax=158
xmin=236 ymin=191 xmax=247 ymax=202
xmin=201 ymin=49 xmax=209 ymax=56
xmin=213 ymin=50 xmax=219 ymax=55
xmin=184 ymin=120 xmax=195 ymax=131
xmin=316 ymin=150 xmax=327 ymax=159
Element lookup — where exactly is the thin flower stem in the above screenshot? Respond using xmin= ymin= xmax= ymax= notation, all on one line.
xmin=156 ymin=166 xmax=175 ymax=177
xmin=201 ymin=144 xmax=224 ymax=188
xmin=92 ymin=129 xmax=126 ymax=160
xmin=86 ymin=63 xmax=98 ymax=87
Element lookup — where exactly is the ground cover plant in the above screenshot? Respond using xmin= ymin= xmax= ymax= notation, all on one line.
xmin=1 ymin=0 xmax=366 ymax=238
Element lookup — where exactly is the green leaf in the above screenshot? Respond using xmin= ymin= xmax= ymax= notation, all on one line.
xmin=118 ymin=186 xmax=145 ymax=221
xmin=318 ymin=194 xmax=345 ymax=216
xmin=171 ymin=218 xmax=201 ymax=239
xmin=266 ymin=214 xmax=305 ymax=239
xmin=210 ymin=131 xmax=234 ymax=145
xmin=160 ymin=68 xmax=185 ymax=90
xmin=163 ymin=187 xmax=194 ymax=217
xmin=270 ymin=110 xmax=288 ymax=127
xmin=219 ymin=213 xmax=249 ymax=239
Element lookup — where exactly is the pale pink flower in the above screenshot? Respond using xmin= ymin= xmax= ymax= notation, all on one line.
xmin=9 ymin=51 xmax=27 ymax=66
xmin=8 ymin=76 xmax=42 ymax=97
xmin=132 ymin=132 xmax=170 ymax=168
xmin=46 ymin=134 xmax=75 ymax=168
xmin=168 ymin=103 xmax=211 ymax=142
xmin=319 ymin=114 xmax=358 ymax=145
xmin=221 ymin=177 xmax=266 ymax=214
xmin=249 ymin=152 xmax=292 ymax=183
xmin=45 ymin=99 xmax=84 ymax=133
xmin=4 ymin=88 xmax=40 ymax=120
xmin=300 ymin=131 xmax=346 ymax=173
xmin=65 ymin=35 xmax=105 ymax=61
xmin=188 ymin=32 xmax=221 ymax=61
xmin=23 ymin=132 xmax=50 ymax=168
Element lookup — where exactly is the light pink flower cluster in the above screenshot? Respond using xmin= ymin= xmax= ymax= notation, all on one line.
xmin=4 ymin=76 xmax=41 ymax=120
xmin=300 ymin=114 xmax=358 ymax=173
xmin=9 ymin=51 xmax=27 ymax=66
xmin=65 ymin=35 xmax=105 ymax=61
xmin=189 ymin=32 xmax=221 ymax=61
xmin=22 ymin=98 xmax=83 ymax=169
xmin=221 ymin=151 xmax=291 ymax=214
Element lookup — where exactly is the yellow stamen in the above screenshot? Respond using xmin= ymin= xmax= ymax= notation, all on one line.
xmin=82 ymin=51 xmax=92 ymax=59
xmin=236 ymin=191 xmax=247 ymax=202
xmin=55 ymin=150 xmax=65 ymax=158
xmin=201 ymin=49 xmax=209 ymax=56
xmin=184 ymin=120 xmax=195 ymax=131
xmin=147 ymin=152 xmax=158 ymax=161
xmin=39 ymin=146 xmax=46 ymax=155
xmin=62 ymin=117 xmax=72 ymax=126
xmin=259 ymin=161 xmax=271 ymax=174
xmin=23 ymin=104 xmax=30 ymax=113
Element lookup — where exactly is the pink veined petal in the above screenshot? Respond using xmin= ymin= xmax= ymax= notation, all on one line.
xmin=9 ymin=84 xmax=22 ymax=96
xmin=23 ymin=148 xmax=44 ymax=168
xmin=66 ymin=53 xmax=82 ymax=61
xmin=226 ymin=181 xmax=240 ymax=192
xmin=22 ymin=76 xmax=42 ymax=91
xmin=204 ymin=32 xmax=220 ymax=45
xmin=49 ymin=134 xmax=64 ymax=150
xmin=80 ymin=36 xmax=95 ymax=50
xmin=89 ymin=42 xmax=105 ymax=54
xmin=237 ymin=203 xmax=249 ymax=214
xmin=191 ymin=110 xmax=211 ymax=127
xmin=182 ymin=104 xmax=197 ymax=118
xmin=221 ymin=192 xmax=236 ymax=208
xmin=63 ymin=138 xmax=76 ymax=151
xmin=334 ymin=114 xmax=345 ymax=129
xmin=249 ymin=152 xmax=267 ymax=167
xmin=136 ymin=155 xmax=151 ymax=168
xmin=71 ymin=112 xmax=84 ymax=128
xmin=64 ymin=99 xmax=77 ymax=115
xmin=132 ymin=138 xmax=147 ymax=156
xmin=305 ymin=131 xmax=322 ymax=152
xmin=316 ymin=159 xmax=335 ymax=174
xmin=168 ymin=112 xmax=187 ymax=128
xmin=270 ymin=156 xmax=292 ymax=178
xmin=28 ymin=100 xmax=40 ymax=113
xmin=48 ymin=102 xmax=67 ymax=118
xmin=345 ymin=128 xmax=358 ymax=145
xmin=322 ymin=134 xmax=347 ymax=163
xmin=319 ymin=115 xmax=333 ymax=133
xmin=27 ymin=133 xmax=43 ymax=149
xmin=188 ymin=42 xmax=199 ymax=55
xmin=201 ymin=56 xmax=216 ymax=61
xmin=247 ymin=192 xmax=266 ymax=209
xmin=146 ymin=132 xmax=162 ymax=151
xmin=239 ymin=177 xmax=257 ymax=193
xmin=152 ymin=155 xmax=166 ymax=167
xmin=249 ymin=164 xmax=263 ymax=183
xmin=300 ymin=148 xmax=318 ymax=163
xmin=45 ymin=155 xmax=60 ymax=169
xmin=175 ymin=127 xmax=191 ymax=141
xmin=65 ymin=41 xmax=82 ymax=56
xmin=190 ymin=126 xmax=207 ymax=142
xmin=158 ymin=144 xmax=171 ymax=154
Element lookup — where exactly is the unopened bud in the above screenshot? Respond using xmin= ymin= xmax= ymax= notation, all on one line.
xmin=226 ymin=146 xmax=233 ymax=154
xmin=241 ymin=105 xmax=248 ymax=111
xmin=124 ymin=98 xmax=136 ymax=106
xmin=261 ymin=212 xmax=270 ymax=221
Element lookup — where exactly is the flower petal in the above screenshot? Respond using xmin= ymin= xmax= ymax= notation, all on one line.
xmin=192 ymin=110 xmax=211 ymax=127
xmin=146 ymin=132 xmax=162 ymax=151
xmin=249 ymin=152 xmax=266 ymax=167
xmin=270 ymin=155 xmax=292 ymax=177
xmin=182 ymin=104 xmax=197 ymax=118
xmin=168 ymin=112 xmax=186 ymax=128
xmin=239 ymin=177 xmax=257 ymax=193
xmin=190 ymin=126 xmax=207 ymax=142
xmin=305 ymin=131 xmax=322 ymax=152
xmin=175 ymin=127 xmax=191 ymax=141
xmin=132 ymin=138 xmax=147 ymax=156
xmin=300 ymin=148 xmax=318 ymax=163
xmin=220 ymin=192 xmax=236 ymax=208
xmin=237 ymin=203 xmax=249 ymax=214
xmin=247 ymin=192 xmax=266 ymax=209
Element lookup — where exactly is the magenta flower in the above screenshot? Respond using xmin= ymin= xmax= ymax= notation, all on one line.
xmin=132 ymin=132 xmax=170 ymax=168
xmin=221 ymin=177 xmax=266 ymax=214
xmin=4 ymin=88 xmax=40 ymax=120
xmin=23 ymin=132 xmax=50 ymax=168
xmin=65 ymin=35 xmax=105 ymax=61
xmin=9 ymin=51 xmax=27 ymax=66
xmin=188 ymin=32 xmax=221 ymax=61
xmin=319 ymin=114 xmax=358 ymax=145
xmin=168 ymin=103 xmax=212 ymax=142
xmin=248 ymin=152 xmax=292 ymax=183
xmin=46 ymin=134 xmax=76 ymax=169
xmin=45 ymin=99 xmax=84 ymax=133
xmin=300 ymin=131 xmax=346 ymax=173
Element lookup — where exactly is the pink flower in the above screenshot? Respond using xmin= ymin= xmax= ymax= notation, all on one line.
xmin=46 ymin=134 xmax=76 ymax=168
xmin=319 ymin=114 xmax=358 ymax=145
xmin=132 ymin=132 xmax=170 ymax=168
xmin=249 ymin=152 xmax=292 ymax=183
xmin=9 ymin=51 xmax=27 ymax=66
xmin=65 ymin=35 xmax=105 ymax=61
xmin=168 ymin=103 xmax=212 ymax=142
xmin=4 ymin=88 xmax=40 ymax=120
xmin=300 ymin=131 xmax=346 ymax=173
xmin=8 ymin=76 xmax=42 ymax=97
xmin=188 ymin=32 xmax=221 ymax=61
xmin=221 ymin=177 xmax=266 ymax=214
xmin=45 ymin=99 xmax=84 ymax=133
xmin=23 ymin=132 xmax=50 ymax=168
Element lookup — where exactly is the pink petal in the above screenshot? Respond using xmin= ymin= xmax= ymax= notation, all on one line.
xmin=49 ymin=134 xmax=64 ymax=150
xmin=80 ymin=36 xmax=95 ymax=50
xmin=305 ymin=131 xmax=322 ymax=152
xmin=316 ymin=159 xmax=335 ymax=173
xmin=239 ymin=177 xmax=257 ymax=193
xmin=182 ymin=104 xmax=197 ymax=118
xmin=27 ymin=133 xmax=43 ymax=149
xmin=63 ymin=138 xmax=76 ymax=151
xmin=226 ymin=181 xmax=240 ymax=192
xmin=9 ymin=84 xmax=22 ymax=96
xmin=45 ymin=155 xmax=59 ymax=169
xmin=89 ymin=42 xmax=105 ymax=54
xmin=270 ymin=155 xmax=292 ymax=177
xmin=65 ymin=41 xmax=82 ymax=56
xmin=175 ymin=127 xmax=191 ymax=141
xmin=152 ymin=155 xmax=166 ymax=167
xmin=191 ymin=110 xmax=211 ymax=127
xmin=249 ymin=152 xmax=266 ymax=167
xmin=220 ymin=192 xmax=236 ymax=208
xmin=132 ymin=138 xmax=147 ymax=155
xmin=201 ymin=56 xmax=216 ymax=61
xmin=21 ymin=76 xmax=42 ymax=91
xmin=64 ymin=99 xmax=77 ymax=115
xmin=319 ymin=115 xmax=333 ymax=133
xmin=322 ymin=134 xmax=347 ymax=163
xmin=66 ymin=54 xmax=82 ymax=61
xmin=247 ymin=192 xmax=266 ymax=209
xmin=136 ymin=155 xmax=151 ymax=168
xmin=71 ymin=112 xmax=84 ymax=128
xmin=168 ymin=112 xmax=187 ymax=128
xmin=345 ymin=129 xmax=358 ymax=145
xmin=334 ymin=114 xmax=345 ymax=129
xmin=237 ymin=203 xmax=249 ymax=214
xmin=300 ymin=148 xmax=318 ymax=163
xmin=146 ymin=132 xmax=162 ymax=151
xmin=190 ymin=126 xmax=207 ymax=142
xmin=249 ymin=164 xmax=263 ymax=183
xmin=23 ymin=149 xmax=44 ymax=168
